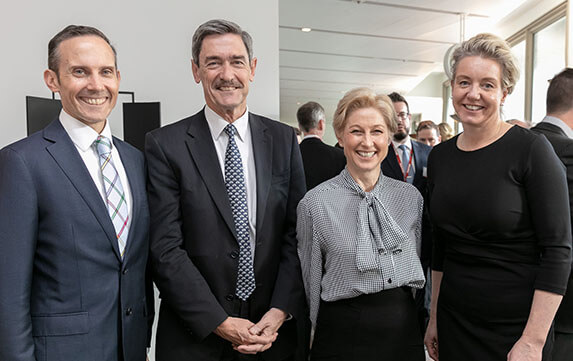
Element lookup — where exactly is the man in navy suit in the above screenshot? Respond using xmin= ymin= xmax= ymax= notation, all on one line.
xmin=0 ymin=25 xmax=153 ymax=361
xmin=297 ymin=101 xmax=346 ymax=190
xmin=146 ymin=19 xmax=306 ymax=361
xmin=531 ymin=68 xmax=573 ymax=361
xmin=381 ymin=92 xmax=432 ymax=335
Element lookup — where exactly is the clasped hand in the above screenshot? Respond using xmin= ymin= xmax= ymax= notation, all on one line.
xmin=214 ymin=308 xmax=287 ymax=354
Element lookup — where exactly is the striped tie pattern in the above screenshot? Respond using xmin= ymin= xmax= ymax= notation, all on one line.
xmin=224 ymin=124 xmax=255 ymax=301
xmin=94 ymin=135 xmax=129 ymax=258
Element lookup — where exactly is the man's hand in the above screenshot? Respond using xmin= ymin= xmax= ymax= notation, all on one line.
xmin=214 ymin=317 xmax=276 ymax=354
xmin=232 ymin=308 xmax=287 ymax=353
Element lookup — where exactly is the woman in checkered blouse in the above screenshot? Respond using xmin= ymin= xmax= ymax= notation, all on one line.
xmin=297 ymin=87 xmax=426 ymax=361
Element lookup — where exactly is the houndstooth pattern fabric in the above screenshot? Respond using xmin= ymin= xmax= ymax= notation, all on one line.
xmin=94 ymin=135 xmax=129 ymax=259
xmin=297 ymin=168 xmax=425 ymax=327
xmin=224 ymin=124 xmax=255 ymax=301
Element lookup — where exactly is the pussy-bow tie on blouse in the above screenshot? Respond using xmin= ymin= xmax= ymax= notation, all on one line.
xmin=341 ymin=170 xmax=410 ymax=272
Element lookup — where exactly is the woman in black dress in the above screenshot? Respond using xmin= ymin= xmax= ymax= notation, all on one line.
xmin=424 ymin=33 xmax=572 ymax=361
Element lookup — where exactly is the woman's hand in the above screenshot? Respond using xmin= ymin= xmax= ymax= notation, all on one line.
xmin=507 ymin=335 xmax=543 ymax=361
xmin=424 ymin=317 xmax=439 ymax=360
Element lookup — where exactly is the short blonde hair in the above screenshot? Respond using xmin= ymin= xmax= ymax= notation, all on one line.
xmin=450 ymin=33 xmax=520 ymax=94
xmin=437 ymin=122 xmax=454 ymax=141
xmin=333 ymin=87 xmax=397 ymax=138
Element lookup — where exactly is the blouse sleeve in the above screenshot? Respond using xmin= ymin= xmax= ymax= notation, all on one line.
xmin=525 ymin=135 xmax=572 ymax=294
xmin=296 ymin=198 xmax=323 ymax=328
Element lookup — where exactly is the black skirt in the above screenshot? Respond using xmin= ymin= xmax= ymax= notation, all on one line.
xmin=311 ymin=287 xmax=424 ymax=361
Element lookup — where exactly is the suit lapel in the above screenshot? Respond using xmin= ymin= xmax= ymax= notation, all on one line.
xmin=114 ymin=139 xmax=141 ymax=259
xmin=185 ymin=112 xmax=237 ymax=239
xmin=43 ymin=120 xmax=121 ymax=260
xmin=385 ymin=144 xmax=403 ymax=180
xmin=412 ymin=141 xmax=423 ymax=185
xmin=250 ymin=114 xmax=272 ymax=238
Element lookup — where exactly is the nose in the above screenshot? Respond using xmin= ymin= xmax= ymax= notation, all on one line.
xmin=86 ymin=74 xmax=105 ymax=91
xmin=467 ymin=84 xmax=480 ymax=100
xmin=220 ymin=62 xmax=235 ymax=81
xmin=362 ymin=133 xmax=374 ymax=147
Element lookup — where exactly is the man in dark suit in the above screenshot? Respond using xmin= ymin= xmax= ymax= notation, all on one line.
xmin=297 ymin=101 xmax=346 ymax=190
xmin=531 ymin=68 xmax=573 ymax=361
xmin=381 ymin=92 xmax=432 ymax=335
xmin=146 ymin=19 xmax=306 ymax=361
xmin=0 ymin=25 xmax=153 ymax=361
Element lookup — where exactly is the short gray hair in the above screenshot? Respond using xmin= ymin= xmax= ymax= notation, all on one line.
xmin=297 ymin=102 xmax=325 ymax=132
xmin=192 ymin=19 xmax=253 ymax=65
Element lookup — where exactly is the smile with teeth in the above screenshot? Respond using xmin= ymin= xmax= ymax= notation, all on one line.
xmin=357 ymin=151 xmax=376 ymax=158
xmin=81 ymin=97 xmax=107 ymax=105
xmin=464 ymin=104 xmax=484 ymax=111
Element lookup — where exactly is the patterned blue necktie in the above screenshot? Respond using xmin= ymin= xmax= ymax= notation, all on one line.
xmin=224 ymin=124 xmax=255 ymax=301
xmin=94 ymin=135 xmax=129 ymax=258
xmin=398 ymin=144 xmax=414 ymax=184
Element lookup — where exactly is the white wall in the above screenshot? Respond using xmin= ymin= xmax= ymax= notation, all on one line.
xmin=0 ymin=0 xmax=279 ymax=148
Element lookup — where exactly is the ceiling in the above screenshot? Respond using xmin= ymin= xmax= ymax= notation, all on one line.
xmin=278 ymin=0 xmax=532 ymax=126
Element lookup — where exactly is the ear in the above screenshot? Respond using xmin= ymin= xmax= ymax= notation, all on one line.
xmin=249 ymin=57 xmax=257 ymax=82
xmin=501 ymin=88 xmax=508 ymax=105
xmin=336 ymin=132 xmax=344 ymax=148
xmin=318 ymin=118 xmax=325 ymax=131
xmin=191 ymin=60 xmax=201 ymax=84
xmin=44 ymin=69 xmax=60 ymax=93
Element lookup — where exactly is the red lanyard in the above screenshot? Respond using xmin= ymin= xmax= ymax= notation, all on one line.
xmin=393 ymin=144 xmax=414 ymax=181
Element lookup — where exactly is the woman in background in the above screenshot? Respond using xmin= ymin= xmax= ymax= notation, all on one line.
xmin=424 ymin=33 xmax=571 ymax=361
xmin=297 ymin=87 xmax=426 ymax=360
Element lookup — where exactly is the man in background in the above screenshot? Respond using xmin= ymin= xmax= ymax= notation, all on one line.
xmin=416 ymin=120 xmax=441 ymax=147
xmin=297 ymin=101 xmax=346 ymax=190
xmin=531 ymin=68 xmax=573 ymax=361
xmin=0 ymin=25 xmax=153 ymax=361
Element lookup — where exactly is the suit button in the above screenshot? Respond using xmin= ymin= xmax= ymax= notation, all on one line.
xmin=230 ymin=251 xmax=239 ymax=259
xmin=226 ymin=294 xmax=234 ymax=301
xmin=388 ymin=278 xmax=392 ymax=284
xmin=125 ymin=307 xmax=133 ymax=316
xmin=122 ymin=268 xmax=128 ymax=275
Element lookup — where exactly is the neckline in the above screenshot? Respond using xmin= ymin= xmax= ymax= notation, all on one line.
xmin=454 ymin=125 xmax=517 ymax=154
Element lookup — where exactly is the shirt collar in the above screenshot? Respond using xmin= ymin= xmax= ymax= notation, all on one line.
xmin=204 ymin=104 xmax=249 ymax=143
xmin=302 ymin=134 xmax=321 ymax=141
xmin=542 ymin=115 xmax=573 ymax=139
xmin=59 ymin=109 xmax=113 ymax=151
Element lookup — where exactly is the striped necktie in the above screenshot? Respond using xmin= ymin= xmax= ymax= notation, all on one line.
xmin=94 ymin=135 xmax=129 ymax=259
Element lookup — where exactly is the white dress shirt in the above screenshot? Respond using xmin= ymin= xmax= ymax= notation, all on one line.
xmin=391 ymin=137 xmax=416 ymax=173
xmin=204 ymin=105 xmax=257 ymax=256
xmin=59 ymin=109 xmax=133 ymax=228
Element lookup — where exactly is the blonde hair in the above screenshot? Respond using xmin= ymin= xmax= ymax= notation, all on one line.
xmin=437 ymin=122 xmax=454 ymax=141
xmin=450 ymin=33 xmax=520 ymax=94
xmin=333 ymin=87 xmax=397 ymax=137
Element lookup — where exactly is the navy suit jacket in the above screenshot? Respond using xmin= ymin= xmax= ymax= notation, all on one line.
xmin=532 ymin=121 xmax=573 ymax=333
xmin=145 ymin=110 xmax=307 ymax=360
xmin=0 ymin=119 xmax=153 ymax=361
xmin=382 ymin=140 xmax=432 ymax=269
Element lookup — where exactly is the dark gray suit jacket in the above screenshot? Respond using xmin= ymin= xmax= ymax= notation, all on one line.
xmin=299 ymin=137 xmax=346 ymax=190
xmin=532 ymin=120 xmax=573 ymax=333
xmin=146 ymin=109 xmax=307 ymax=360
xmin=0 ymin=119 xmax=153 ymax=361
